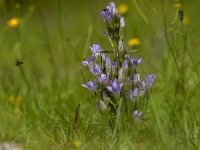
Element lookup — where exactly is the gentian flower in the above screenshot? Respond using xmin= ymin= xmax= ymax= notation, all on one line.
xmin=118 ymin=68 xmax=124 ymax=81
xmin=107 ymin=78 xmax=124 ymax=94
xmin=132 ymin=110 xmax=143 ymax=120
xmin=138 ymin=74 xmax=156 ymax=89
xmin=128 ymin=56 xmax=142 ymax=67
xmin=127 ymin=88 xmax=138 ymax=101
xmin=112 ymin=61 xmax=117 ymax=70
xmin=122 ymin=60 xmax=128 ymax=68
xmin=144 ymin=74 xmax=156 ymax=87
xmin=90 ymin=44 xmax=105 ymax=60
xmin=105 ymin=57 xmax=111 ymax=70
xmin=98 ymin=73 xmax=110 ymax=84
xmin=100 ymin=2 xmax=118 ymax=22
xmin=82 ymin=56 xmax=93 ymax=67
xmin=133 ymin=73 xmax=140 ymax=83
xmin=81 ymin=81 xmax=98 ymax=92
xmin=81 ymin=2 xmax=156 ymax=122
xmin=89 ymin=64 xmax=102 ymax=76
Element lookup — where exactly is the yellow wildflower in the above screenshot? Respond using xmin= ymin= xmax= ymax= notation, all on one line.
xmin=118 ymin=4 xmax=128 ymax=15
xmin=16 ymin=96 xmax=22 ymax=105
xmin=15 ymin=107 xmax=21 ymax=113
xmin=7 ymin=17 xmax=20 ymax=28
xmin=174 ymin=2 xmax=181 ymax=9
xmin=128 ymin=38 xmax=140 ymax=47
xmin=8 ymin=95 xmax=15 ymax=103
xmin=73 ymin=140 xmax=81 ymax=148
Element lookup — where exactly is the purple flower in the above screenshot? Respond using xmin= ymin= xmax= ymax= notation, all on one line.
xmin=107 ymin=78 xmax=124 ymax=94
xmin=89 ymin=64 xmax=102 ymax=76
xmin=145 ymin=74 xmax=156 ymax=87
xmin=138 ymin=74 xmax=156 ymax=89
xmin=81 ymin=81 xmax=98 ymax=92
xmin=128 ymin=56 xmax=142 ymax=67
xmin=103 ymin=31 xmax=109 ymax=37
xmin=100 ymin=2 xmax=118 ymax=22
xmin=122 ymin=60 xmax=128 ymax=68
xmin=127 ymin=88 xmax=138 ymax=101
xmin=133 ymin=73 xmax=140 ymax=83
xmin=118 ymin=68 xmax=124 ymax=81
xmin=82 ymin=56 xmax=93 ymax=67
xmin=132 ymin=110 xmax=142 ymax=120
xmin=98 ymin=73 xmax=110 ymax=83
xmin=105 ymin=57 xmax=111 ymax=70
xmin=90 ymin=44 xmax=105 ymax=59
xmin=112 ymin=61 xmax=117 ymax=69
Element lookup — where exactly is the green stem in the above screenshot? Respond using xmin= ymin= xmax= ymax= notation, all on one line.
xmin=112 ymin=97 xmax=122 ymax=139
xmin=160 ymin=0 xmax=181 ymax=74
xmin=57 ymin=0 xmax=66 ymax=60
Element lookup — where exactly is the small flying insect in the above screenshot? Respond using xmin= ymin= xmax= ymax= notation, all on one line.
xmin=16 ymin=60 xmax=24 ymax=66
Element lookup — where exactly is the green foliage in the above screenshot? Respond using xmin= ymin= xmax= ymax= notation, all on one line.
xmin=0 ymin=0 xmax=200 ymax=149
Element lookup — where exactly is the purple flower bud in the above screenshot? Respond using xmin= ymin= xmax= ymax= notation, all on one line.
xmin=103 ymin=31 xmax=109 ymax=37
xmin=132 ymin=110 xmax=142 ymax=120
xmin=127 ymin=88 xmax=138 ymax=101
xmin=96 ymin=100 xmax=107 ymax=112
xmin=89 ymin=64 xmax=102 ymax=76
xmin=133 ymin=73 xmax=140 ymax=83
xmin=118 ymin=68 xmax=124 ymax=81
xmin=82 ymin=56 xmax=93 ymax=67
xmin=112 ymin=61 xmax=117 ymax=69
xmin=105 ymin=57 xmax=111 ymax=70
xmin=120 ymin=17 xmax=125 ymax=28
xmin=107 ymin=78 xmax=124 ymax=94
xmin=122 ymin=60 xmax=128 ymax=68
xmin=81 ymin=81 xmax=98 ymax=92
xmin=118 ymin=40 xmax=123 ymax=51
xmin=128 ymin=56 xmax=142 ymax=67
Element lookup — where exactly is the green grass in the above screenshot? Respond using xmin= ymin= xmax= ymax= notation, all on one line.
xmin=0 ymin=0 xmax=200 ymax=149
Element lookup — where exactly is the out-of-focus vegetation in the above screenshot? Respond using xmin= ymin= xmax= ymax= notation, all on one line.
xmin=0 ymin=0 xmax=200 ymax=149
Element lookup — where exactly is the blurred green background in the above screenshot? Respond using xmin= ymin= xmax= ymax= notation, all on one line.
xmin=0 ymin=0 xmax=200 ymax=149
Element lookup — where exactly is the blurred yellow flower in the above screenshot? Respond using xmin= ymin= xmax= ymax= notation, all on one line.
xmin=128 ymin=38 xmax=140 ymax=47
xmin=16 ymin=97 xmax=22 ymax=105
xmin=15 ymin=107 xmax=21 ymax=113
xmin=73 ymin=140 xmax=81 ymax=148
xmin=7 ymin=17 xmax=20 ymax=28
xmin=8 ymin=95 xmax=15 ymax=103
xmin=118 ymin=4 xmax=128 ymax=15
xmin=174 ymin=2 xmax=181 ymax=9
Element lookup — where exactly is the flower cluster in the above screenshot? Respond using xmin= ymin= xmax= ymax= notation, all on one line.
xmin=82 ymin=2 xmax=156 ymax=121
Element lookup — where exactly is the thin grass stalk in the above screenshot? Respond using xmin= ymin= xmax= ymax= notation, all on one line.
xmin=160 ymin=0 xmax=181 ymax=74
xmin=56 ymin=0 xmax=67 ymax=64
xmin=38 ymin=8 xmax=57 ymax=71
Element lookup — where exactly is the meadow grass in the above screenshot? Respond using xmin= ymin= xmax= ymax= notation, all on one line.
xmin=0 ymin=0 xmax=200 ymax=149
